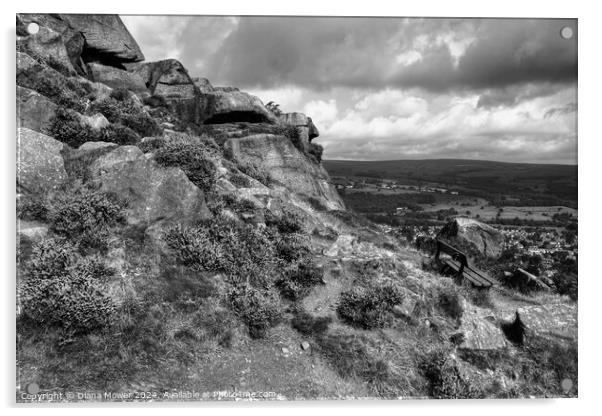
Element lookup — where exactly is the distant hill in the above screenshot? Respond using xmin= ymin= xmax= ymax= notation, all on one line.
xmin=324 ymin=159 xmax=578 ymax=207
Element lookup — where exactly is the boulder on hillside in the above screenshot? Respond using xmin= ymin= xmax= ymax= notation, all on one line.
xmin=17 ymin=86 xmax=57 ymax=134
xmin=89 ymin=146 xmax=211 ymax=227
xmin=225 ymin=134 xmax=344 ymax=210
xmin=438 ymin=217 xmax=504 ymax=259
xmin=87 ymin=62 xmax=148 ymax=94
xmin=17 ymin=128 xmax=67 ymax=196
xmin=447 ymin=300 xmax=507 ymax=351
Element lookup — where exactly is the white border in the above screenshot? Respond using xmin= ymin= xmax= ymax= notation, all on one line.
xmin=2 ymin=1 xmax=599 ymax=415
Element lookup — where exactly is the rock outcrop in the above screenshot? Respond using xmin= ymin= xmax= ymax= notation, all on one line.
xmin=198 ymin=88 xmax=279 ymax=124
xmin=87 ymin=62 xmax=148 ymax=94
xmin=17 ymin=14 xmax=144 ymax=75
xmin=279 ymin=112 xmax=320 ymax=149
xmin=224 ymin=134 xmax=344 ymax=210
xmin=61 ymin=14 xmax=144 ymax=65
xmin=89 ymin=145 xmax=211 ymax=227
xmin=17 ymin=86 xmax=57 ymax=134
xmin=438 ymin=217 xmax=504 ymax=259
xmin=17 ymin=128 xmax=67 ymax=196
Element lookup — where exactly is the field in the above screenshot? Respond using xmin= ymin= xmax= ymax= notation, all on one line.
xmin=325 ymin=159 xmax=578 ymax=209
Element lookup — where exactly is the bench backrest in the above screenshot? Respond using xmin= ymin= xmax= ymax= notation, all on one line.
xmin=435 ymin=239 xmax=467 ymax=265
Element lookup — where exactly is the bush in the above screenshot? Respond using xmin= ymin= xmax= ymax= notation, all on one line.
xmin=17 ymin=197 xmax=48 ymax=221
xmin=49 ymin=107 xmax=141 ymax=148
xmin=138 ymin=137 xmax=166 ymax=153
xmin=419 ymin=346 xmax=481 ymax=398
xmin=48 ymin=107 xmax=91 ymax=148
xmin=307 ymin=142 xmax=324 ymax=163
xmin=265 ymin=209 xmax=304 ymax=234
xmin=47 ymin=184 xmax=123 ymax=250
xmin=163 ymin=217 xmax=276 ymax=285
xmin=337 ymin=282 xmax=404 ymax=329
xmin=229 ymin=172 xmax=251 ymax=188
xmin=90 ymin=97 xmax=161 ymax=137
xmin=98 ymin=123 xmax=140 ymax=145
xmin=19 ymin=238 xmax=115 ymax=333
xmin=277 ymin=261 xmax=324 ymax=300
xmin=236 ymin=161 xmax=273 ymax=186
xmin=552 ymin=272 xmax=578 ymax=300
xmin=226 ymin=285 xmax=282 ymax=339
xmin=154 ymin=142 xmax=217 ymax=193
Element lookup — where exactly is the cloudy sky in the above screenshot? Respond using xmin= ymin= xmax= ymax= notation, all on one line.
xmin=121 ymin=16 xmax=577 ymax=164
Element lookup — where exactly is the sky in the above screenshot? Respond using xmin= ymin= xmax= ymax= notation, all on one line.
xmin=121 ymin=16 xmax=577 ymax=164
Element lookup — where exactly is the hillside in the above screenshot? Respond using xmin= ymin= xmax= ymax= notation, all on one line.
xmin=324 ymin=159 xmax=578 ymax=207
xmin=16 ymin=14 xmax=576 ymax=402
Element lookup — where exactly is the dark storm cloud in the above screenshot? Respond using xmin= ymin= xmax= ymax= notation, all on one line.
xmin=203 ymin=17 xmax=576 ymax=92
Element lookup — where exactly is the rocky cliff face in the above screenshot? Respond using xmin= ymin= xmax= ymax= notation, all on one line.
xmin=16 ymin=13 xmax=343 ymax=214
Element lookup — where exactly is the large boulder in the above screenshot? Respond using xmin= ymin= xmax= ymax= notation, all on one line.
xmin=17 ymin=86 xmax=57 ymax=134
xmin=89 ymin=146 xmax=210 ymax=227
xmin=16 ymin=25 xmax=77 ymax=75
xmin=224 ymin=134 xmax=344 ymax=210
xmin=17 ymin=128 xmax=67 ymax=196
xmin=438 ymin=217 xmax=504 ymax=259
xmin=87 ymin=62 xmax=148 ymax=94
xmin=129 ymin=59 xmax=200 ymax=124
xmin=198 ymin=88 xmax=279 ymax=124
xmin=17 ymin=14 xmax=86 ymax=74
xmin=60 ymin=14 xmax=144 ymax=64
xmin=453 ymin=300 xmax=508 ymax=351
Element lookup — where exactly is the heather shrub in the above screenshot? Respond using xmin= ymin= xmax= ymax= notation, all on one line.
xmin=47 ymin=184 xmax=123 ymax=250
xmin=229 ymin=172 xmax=252 ymax=188
xmin=48 ymin=107 xmax=91 ymax=148
xmin=277 ymin=261 xmax=324 ymax=300
xmin=265 ymin=209 xmax=304 ymax=234
xmin=97 ymin=123 xmax=140 ymax=145
xmin=49 ymin=107 xmax=140 ymax=147
xmin=226 ymin=285 xmax=282 ymax=339
xmin=17 ymin=197 xmax=48 ymax=221
xmin=90 ymin=97 xmax=161 ymax=137
xmin=337 ymin=281 xmax=404 ymax=329
xmin=163 ymin=217 xmax=276 ymax=285
xmin=138 ymin=137 xmax=166 ymax=153
xmin=154 ymin=142 xmax=217 ymax=193
xmin=236 ymin=161 xmax=273 ymax=186
xmin=419 ymin=346 xmax=482 ymax=398
xmin=19 ymin=238 xmax=115 ymax=333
